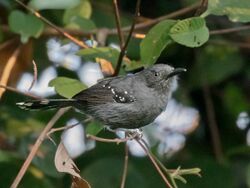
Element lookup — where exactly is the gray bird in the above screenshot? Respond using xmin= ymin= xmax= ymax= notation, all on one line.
xmin=17 ymin=64 xmax=186 ymax=129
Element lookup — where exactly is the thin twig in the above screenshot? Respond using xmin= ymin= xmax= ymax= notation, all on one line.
xmin=46 ymin=122 xmax=79 ymax=145
xmin=202 ymin=86 xmax=223 ymax=162
xmin=209 ymin=39 xmax=250 ymax=49
xmin=210 ymin=25 xmax=250 ymax=35
xmin=135 ymin=139 xmax=173 ymax=188
xmin=114 ymin=0 xmax=141 ymax=76
xmin=113 ymin=0 xmax=125 ymax=48
xmin=0 ymin=84 xmax=41 ymax=99
xmin=120 ymin=144 xmax=129 ymax=188
xmin=10 ymin=108 xmax=70 ymax=188
xmin=0 ymin=46 xmax=21 ymax=99
xmin=15 ymin=0 xmax=89 ymax=49
xmin=125 ymin=2 xmax=200 ymax=32
xmin=28 ymin=60 xmax=38 ymax=91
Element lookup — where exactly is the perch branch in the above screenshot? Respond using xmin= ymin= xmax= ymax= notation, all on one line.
xmin=135 ymin=139 xmax=173 ymax=188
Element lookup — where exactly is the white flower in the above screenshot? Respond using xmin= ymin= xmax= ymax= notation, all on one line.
xmin=62 ymin=118 xmax=95 ymax=158
xmin=77 ymin=62 xmax=104 ymax=87
xmin=17 ymin=66 xmax=57 ymax=97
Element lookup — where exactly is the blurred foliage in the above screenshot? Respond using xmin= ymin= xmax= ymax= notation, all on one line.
xmin=203 ymin=0 xmax=250 ymax=22
xmin=0 ymin=0 xmax=250 ymax=188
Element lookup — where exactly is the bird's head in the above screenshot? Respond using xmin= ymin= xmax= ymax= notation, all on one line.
xmin=138 ymin=64 xmax=186 ymax=95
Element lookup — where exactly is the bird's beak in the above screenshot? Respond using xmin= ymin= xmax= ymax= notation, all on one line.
xmin=166 ymin=68 xmax=187 ymax=79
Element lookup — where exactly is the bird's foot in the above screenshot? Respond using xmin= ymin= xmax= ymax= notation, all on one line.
xmin=104 ymin=127 xmax=143 ymax=140
xmin=125 ymin=128 xmax=143 ymax=139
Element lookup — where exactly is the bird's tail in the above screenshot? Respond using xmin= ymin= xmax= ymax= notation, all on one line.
xmin=16 ymin=99 xmax=77 ymax=110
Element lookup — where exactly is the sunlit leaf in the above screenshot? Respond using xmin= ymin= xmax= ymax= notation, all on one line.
xmin=140 ymin=20 xmax=176 ymax=66
xmin=96 ymin=58 xmax=114 ymax=76
xmin=8 ymin=10 xmax=44 ymax=43
xmin=29 ymin=0 xmax=80 ymax=10
xmin=169 ymin=17 xmax=209 ymax=47
xmin=49 ymin=77 xmax=87 ymax=99
xmin=202 ymin=0 xmax=250 ymax=22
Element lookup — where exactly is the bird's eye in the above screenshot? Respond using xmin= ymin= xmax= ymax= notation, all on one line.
xmin=154 ymin=72 xmax=159 ymax=76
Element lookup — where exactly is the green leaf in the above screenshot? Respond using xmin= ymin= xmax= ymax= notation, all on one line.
xmin=29 ymin=0 xmax=80 ymax=10
xmin=6 ymin=118 xmax=44 ymax=137
xmin=65 ymin=16 xmax=96 ymax=31
xmin=63 ymin=0 xmax=92 ymax=24
xmin=202 ymin=0 xmax=250 ymax=22
xmin=0 ymin=151 xmax=18 ymax=163
xmin=169 ymin=17 xmax=209 ymax=47
xmin=140 ymin=20 xmax=176 ymax=66
xmin=77 ymin=47 xmax=120 ymax=67
xmin=85 ymin=121 xmax=103 ymax=135
xmin=189 ymin=44 xmax=244 ymax=88
xmin=223 ymin=83 xmax=250 ymax=116
xmin=49 ymin=77 xmax=87 ymax=98
xmin=123 ymin=60 xmax=144 ymax=72
xmin=8 ymin=10 xmax=44 ymax=43
xmin=83 ymin=158 xmax=147 ymax=188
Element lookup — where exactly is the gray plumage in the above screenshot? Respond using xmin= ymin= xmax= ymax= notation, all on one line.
xmin=17 ymin=64 xmax=186 ymax=129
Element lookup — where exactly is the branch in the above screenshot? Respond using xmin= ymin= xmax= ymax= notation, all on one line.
xmin=10 ymin=108 xmax=70 ymax=188
xmin=194 ymin=0 xmax=208 ymax=16
xmin=120 ymin=144 xmax=129 ymax=188
xmin=15 ymin=0 xmax=89 ymax=49
xmin=0 ymin=46 xmax=21 ymax=98
xmin=113 ymin=0 xmax=125 ymax=48
xmin=114 ymin=0 xmax=141 ymax=76
xmin=202 ymin=86 xmax=224 ymax=162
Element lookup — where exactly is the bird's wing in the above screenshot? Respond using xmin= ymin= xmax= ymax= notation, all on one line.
xmin=73 ymin=77 xmax=136 ymax=104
